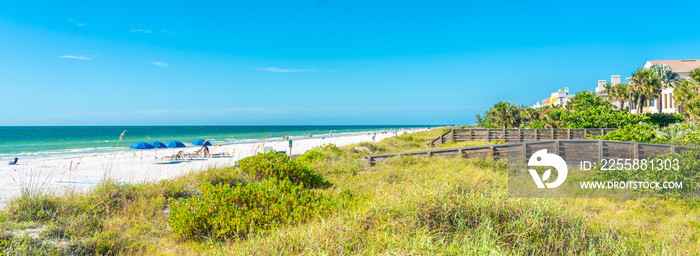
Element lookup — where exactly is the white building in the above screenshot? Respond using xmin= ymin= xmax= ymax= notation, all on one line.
xmin=531 ymin=88 xmax=574 ymax=109
xmin=595 ymin=75 xmax=623 ymax=110
xmin=550 ymin=87 xmax=575 ymax=107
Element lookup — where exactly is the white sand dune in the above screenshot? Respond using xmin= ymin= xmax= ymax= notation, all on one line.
xmin=0 ymin=129 xmax=426 ymax=207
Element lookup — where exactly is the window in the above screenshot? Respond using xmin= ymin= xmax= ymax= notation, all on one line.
xmin=671 ymin=93 xmax=674 ymax=108
xmin=643 ymin=100 xmax=647 ymax=107
xmin=650 ymin=99 xmax=655 ymax=107
xmin=664 ymin=94 xmax=668 ymax=109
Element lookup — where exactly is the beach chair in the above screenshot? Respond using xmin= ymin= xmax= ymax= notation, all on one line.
xmin=212 ymin=150 xmax=232 ymax=158
xmin=7 ymin=158 xmax=17 ymax=165
xmin=164 ymin=151 xmax=184 ymax=161
xmin=184 ymin=149 xmax=201 ymax=158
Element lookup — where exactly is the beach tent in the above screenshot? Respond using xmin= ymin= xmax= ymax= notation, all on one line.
xmin=130 ymin=142 xmax=155 ymax=149
xmin=151 ymin=141 xmax=168 ymax=148
xmin=192 ymin=139 xmax=212 ymax=146
xmin=166 ymin=141 xmax=186 ymax=148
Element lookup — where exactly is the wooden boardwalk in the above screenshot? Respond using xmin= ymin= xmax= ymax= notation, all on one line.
xmin=368 ymin=139 xmax=693 ymax=166
xmin=428 ymin=128 xmax=617 ymax=147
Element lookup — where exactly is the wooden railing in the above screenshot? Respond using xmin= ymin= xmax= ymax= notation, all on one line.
xmin=428 ymin=128 xmax=618 ymax=147
xmin=368 ymin=139 xmax=693 ymax=166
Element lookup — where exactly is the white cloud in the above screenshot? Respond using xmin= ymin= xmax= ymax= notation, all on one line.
xmin=150 ymin=62 xmax=169 ymax=67
xmin=59 ymin=55 xmax=91 ymax=60
xmin=66 ymin=19 xmax=86 ymax=27
xmin=131 ymin=28 xmax=152 ymax=34
xmin=258 ymin=67 xmax=318 ymax=73
xmin=162 ymin=30 xmax=176 ymax=35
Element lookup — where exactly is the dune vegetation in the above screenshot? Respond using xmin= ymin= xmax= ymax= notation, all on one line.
xmin=1 ymin=128 xmax=698 ymax=255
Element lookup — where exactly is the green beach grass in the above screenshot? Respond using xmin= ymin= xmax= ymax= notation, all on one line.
xmin=1 ymin=128 xmax=698 ymax=255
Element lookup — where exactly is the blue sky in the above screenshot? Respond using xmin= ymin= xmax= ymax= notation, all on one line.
xmin=1 ymin=0 xmax=700 ymax=126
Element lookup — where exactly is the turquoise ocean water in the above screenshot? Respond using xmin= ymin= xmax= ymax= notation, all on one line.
xmin=0 ymin=125 xmax=431 ymax=159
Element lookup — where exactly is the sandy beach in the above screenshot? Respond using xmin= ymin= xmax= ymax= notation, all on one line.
xmin=0 ymin=129 xmax=426 ymax=207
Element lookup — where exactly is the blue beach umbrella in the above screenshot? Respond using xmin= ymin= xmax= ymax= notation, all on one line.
xmin=130 ymin=142 xmax=155 ymax=149
xmin=192 ymin=139 xmax=212 ymax=146
xmin=151 ymin=141 xmax=168 ymax=148
xmin=130 ymin=142 xmax=154 ymax=163
xmin=166 ymin=141 xmax=186 ymax=148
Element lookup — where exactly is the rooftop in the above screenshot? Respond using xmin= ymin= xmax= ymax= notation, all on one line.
xmin=645 ymin=59 xmax=700 ymax=72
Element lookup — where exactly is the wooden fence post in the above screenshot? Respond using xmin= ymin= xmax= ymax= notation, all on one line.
xmin=633 ymin=143 xmax=639 ymax=159
xmin=567 ymin=129 xmax=571 ymax=140
xmin=520 ymin=130 xmax=524 ymax=142
xmin=598 ymin=140 xmax=603 ymax=162
xmin=551 ymin=129 xmax=555 ymax=140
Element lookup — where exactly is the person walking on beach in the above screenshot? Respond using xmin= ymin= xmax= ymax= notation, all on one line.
xmin=203 ymin=145 xmax=210 ymax=157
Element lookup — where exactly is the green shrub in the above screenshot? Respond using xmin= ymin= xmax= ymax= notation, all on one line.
xmin=237 ymin=151 xmax=328 ymax=188
xmin=5 ymin=192 xmax=62 ymax=222
xmin=588 ymin=123 xmax=660 ymax=142
xmin=168 ymin=179 xmax=336 ymax=240
xmin=646 ymin=113 xmax=683 ymax=127
xmin=295 ymin=149 xmax=324 ymax=165
xmin=296 ymin=144 xmax=346 ymax=165
xmin=561 ymin=105 xmax=649 ymax=128
xmin=656 ymin=122 xmax=700 ymax=143
xmin=352 ymin=142 xmax=387 ymax=154
xmin=315 ymin=143 xmax=345 ymax=155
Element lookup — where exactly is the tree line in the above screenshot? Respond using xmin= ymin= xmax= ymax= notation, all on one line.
xmin=476 ymin=65 xmax=700 ymax=129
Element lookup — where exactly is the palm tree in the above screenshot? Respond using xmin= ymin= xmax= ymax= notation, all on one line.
xmin=629 ymin=68 xmax=662 ymax=114
xmin=674 ymin=68 xmax=700 ymax=119
xmin=519 ymin=106 xmax=538 ymax=127
xmin=488 ymin=101 xmax=520 ymax=129
xmin=608 ymin=83 xmax=630 ymax=110
xmin=539 ymin=106 xmax=564 ymax=128
xmin=598 ymin=82 xmax=613 ymax=96
xmin=650 ymin=64 xmax=681 ymax=113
